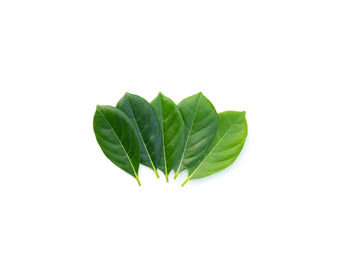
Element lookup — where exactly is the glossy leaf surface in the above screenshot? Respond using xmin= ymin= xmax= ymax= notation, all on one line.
xmin=182 ymin=111 xmax=247 ymax=186
xmin=174 ymin=92 xmax=219 ymax=177
xmin=116 ymin=93 xmax=162 ymax=177
xmin=151 ymin=93 xmax=185 ymax=181
xmin=93 ymin=105 xmax=141 ymax=185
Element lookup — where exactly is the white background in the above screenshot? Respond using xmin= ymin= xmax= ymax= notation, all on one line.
xmin=1 ymin=1 xmax=349 ymax=262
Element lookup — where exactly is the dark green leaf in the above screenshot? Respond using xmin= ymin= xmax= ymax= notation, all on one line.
xmin=174 ymin=92 xmax=219 ymax=178
xmin=151 ymin=93 xmax=185 ymax=181
xmin=182 ymin=111 xmax=247 ymax=186
xmin=116 ymin=93 xmax=162 ymax=178
xmin=93 ymin=105 xmax=141 ymax=185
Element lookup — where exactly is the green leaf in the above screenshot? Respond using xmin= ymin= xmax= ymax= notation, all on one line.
xmin=116 ymin=93 xmax=162 ymax=178
xmin=151 ymin=93 xmax=185 ymax=181
xmin=93 ymin=105 xmax=141 ymax=185
xmin=174 ymin=92 xmax=219 ymax=178
xmin=182 ymin=111 xmax=248 ymax=187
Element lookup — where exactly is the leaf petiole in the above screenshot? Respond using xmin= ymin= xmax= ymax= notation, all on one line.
xmin=135 ymin=175 xmax=141 ymax=186
xmin=153 ymin=168 xmax=160 ymax=178
xmin=181 ymin=176 xmax=190 ymax=187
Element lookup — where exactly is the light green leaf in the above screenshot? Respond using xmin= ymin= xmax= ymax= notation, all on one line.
xmin=151 ymin=93 xmax=185 ymax=181
xmin=174 ymin=92 xmax=219 ymax=178
xmin=93 ymin=105 xmax=141 ymax=185
xmin=116 ymin=93 xmax=162 ymax=178
xmin=182 ymin=111 xmax=247 ymax=186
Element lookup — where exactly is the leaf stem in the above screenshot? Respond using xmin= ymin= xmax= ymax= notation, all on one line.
xmin=174 ymin=171 xmax=179 ymax=180
xmin=165 ymin=173 xmax=169 ymax=182
xmin=153 ymin=168 xmax=160 ymax=178
xmin=135 ymin=175 xmax=141 ymax=186
xmin=181 ymin=177 xmax=190 ymax=187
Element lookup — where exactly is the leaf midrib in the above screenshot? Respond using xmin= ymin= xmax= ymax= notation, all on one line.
xmin=176 ymin=95 xmax=201 ymax=173
xmin=127 ymin=97 xmax=158 ymax=172
xmin=160 ymin=99 xmax=168 ymax=175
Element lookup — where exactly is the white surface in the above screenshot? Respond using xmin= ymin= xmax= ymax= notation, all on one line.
xmin=1 ymin=1 xmax=349 ymax=262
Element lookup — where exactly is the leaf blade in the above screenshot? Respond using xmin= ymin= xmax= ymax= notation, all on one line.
xmin=174 ymin=92 xmax=219 ymax=177
xmin=116 ymin=93 xmax=162 ymax=177
xmin=182 ymin=111 xmax=247 ymax=186
xmin=150 ymin=93 xmax=185 ymax=181
xmin=93 ymin=105 xmax=141 ymax=185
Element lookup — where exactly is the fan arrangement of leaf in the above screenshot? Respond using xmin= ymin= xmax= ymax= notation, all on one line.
xmin=93 ymin=92 xmax=248 ymax=187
